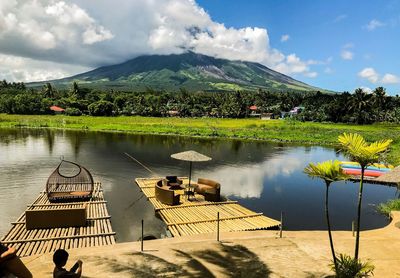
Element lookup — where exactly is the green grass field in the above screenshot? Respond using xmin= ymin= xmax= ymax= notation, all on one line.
xmin=1 ymin=114 xmax=399 ymax=164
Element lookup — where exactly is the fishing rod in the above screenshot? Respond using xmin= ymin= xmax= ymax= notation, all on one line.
xmin=124 ymin=152 xmax=159 ymax=177
xmin=124 ymin=152 xmax=159 ymax=209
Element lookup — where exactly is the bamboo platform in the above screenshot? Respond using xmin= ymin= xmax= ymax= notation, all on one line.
xmin=349 ymin=167 xmax=400 ymax=186
xmin=0 ymin=183 xmax=116 ymax=257
xmin=135 ymin=178 xmax=280 ymax=237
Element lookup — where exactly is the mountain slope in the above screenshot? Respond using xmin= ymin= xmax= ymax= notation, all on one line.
xmin=37 ymin=52 xmax=324 ymax=92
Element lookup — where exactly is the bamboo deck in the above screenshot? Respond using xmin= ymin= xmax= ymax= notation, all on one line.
xmin=349 ymin=167 xmax=400 ymax=186
xmin=135 ymin=178 xmax=280 ymax=237
xmin=1 ymin=183 xmax=116 ymax=257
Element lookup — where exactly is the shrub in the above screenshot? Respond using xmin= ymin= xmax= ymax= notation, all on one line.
xmin=65 ymin=107 xmax=82 ymax=116
xmin=377 ymin=199 xmax=400 ymax=215
xmin=331 ymin=253 xmax=374 ymax=278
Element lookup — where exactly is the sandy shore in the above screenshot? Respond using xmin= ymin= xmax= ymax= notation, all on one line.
xmin=22 ymin=212 xmax=400 ymax=277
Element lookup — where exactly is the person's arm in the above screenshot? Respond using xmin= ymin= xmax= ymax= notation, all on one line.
xmin=69 ymin=260 xmax=83 ymax=278
xmin=0 ymin=246 xmax=16 ymax=263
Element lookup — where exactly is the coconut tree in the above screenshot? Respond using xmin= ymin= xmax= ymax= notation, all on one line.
xmin=304 ymin=160 xmax=348 ymax=272
xmin=338 ymin=133 xmax=392 ymax=259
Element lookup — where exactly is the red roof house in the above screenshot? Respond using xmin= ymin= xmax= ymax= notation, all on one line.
xmin=50 ymin=105 xmax=65 ymax=113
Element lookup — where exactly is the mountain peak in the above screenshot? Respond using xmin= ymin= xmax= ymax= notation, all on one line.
xmin=39 ymin=52 xmax=323 ymax=92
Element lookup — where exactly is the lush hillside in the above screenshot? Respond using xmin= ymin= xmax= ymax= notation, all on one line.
xmin=31 ymin=52 xmax=325 ymax=92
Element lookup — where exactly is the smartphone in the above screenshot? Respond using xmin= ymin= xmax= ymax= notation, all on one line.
xmin=70 ymin=262 xmax=79 ymax=272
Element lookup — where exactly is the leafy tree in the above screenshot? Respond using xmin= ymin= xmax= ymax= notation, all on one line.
xmin=88 ymin=100 xmax=115 ymax=116
xmin=304 ymin=160 xmax=348 ymax=272
xmin=338 ymin=133 xmax=392 ymax=259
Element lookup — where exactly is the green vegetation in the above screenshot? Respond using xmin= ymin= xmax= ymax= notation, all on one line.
xmin=304 ymin=133 xmax=392 ymax=275
xmin=331 ymin=253 xmax=374 ymax=278
xmin=377 ymin=199 xmax=400 ymax=215
xmin=1 ymin=114 xmax=400 ymax=164
xmin=304 ymin=160 xmax=349 ymax=273
xmin=338 ymin=133 xmax=392 ymax=260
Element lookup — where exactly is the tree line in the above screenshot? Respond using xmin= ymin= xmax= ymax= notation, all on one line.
xmin=0 ymin=80 xmax=399 ymax=124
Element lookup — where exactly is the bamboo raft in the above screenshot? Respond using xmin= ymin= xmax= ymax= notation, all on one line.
xmin=349 ymin=166 xmax=400 ymax=186
xmin=136 ymin=178 xmax=280 ymax=237
xmin=0 ymin=183 xmax=116 ymax=257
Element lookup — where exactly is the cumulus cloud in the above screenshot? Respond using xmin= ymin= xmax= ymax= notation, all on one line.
xmin=358 ymin=67 xmax=399 ymax=84
xmin=280 ymin=34 xmax=290 ymax=42
xmin=341 ymin=50 xmax=353 ymax=60
xmin=340 ymin=43 xmax=354 ymax=60
xmin=358 ymin=67 xmax=379 ymax=83
xmin=382 ymin=73 xmax=400 ymax=84
xmin=0 ymin=0 xmax=318 ymax=82
xmin=365 ymin=19 xmax=385 ymax=31
xmin=275 ymin=54 xmax=318 ymax=78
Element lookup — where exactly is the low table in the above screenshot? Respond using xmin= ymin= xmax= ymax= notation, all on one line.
xmin=184 ymin=184 xmax=196 ymax=201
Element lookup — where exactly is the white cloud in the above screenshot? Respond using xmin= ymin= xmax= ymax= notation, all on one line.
xmin=340 ymin=43 xmax=354 ymax=60
xmin=333 ymin=14 xmax=347 ymax=23
xmin=0 ymin=0 xmax=318 ymax=82
xmin=324 ymin=67 xmax=333 ymax=74
xmin=382 ymin=73 xmax=400 ymax=84
xmin=365 ymin=19 xmax=385 ymax=31
xmin=359 ymin=86 xmax=373 ymax=94
xmin=0 ymin=54 xmax=90 ymax=82
xmin=280 ymin=34 xmax=290 ymax=42
xmin=358 ymin=67 xmax=379 ymax=83
xmin=341 ymin=50 xmax=353 ymax=60
xmin=358 ymin=68 xmax=399 ymax=85
xmin=275 ymin=54 xmax=320 ymax=78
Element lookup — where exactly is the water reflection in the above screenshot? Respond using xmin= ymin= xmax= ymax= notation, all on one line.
xmin=0 ymin=128 xmax=396 ymax=241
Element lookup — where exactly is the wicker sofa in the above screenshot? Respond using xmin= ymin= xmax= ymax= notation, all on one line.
xmin=155 ymin=179 xmax=180 ymax=205
xmin=194 ymin=178 xmax=221 ymax=202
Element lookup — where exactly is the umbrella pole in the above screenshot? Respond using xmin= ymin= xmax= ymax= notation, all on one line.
xmin=189 ymin=161 xmax=192 ymax=186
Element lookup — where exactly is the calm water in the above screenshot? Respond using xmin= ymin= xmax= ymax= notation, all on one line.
xmin=0 ymin=128 xmax=397 ymax=242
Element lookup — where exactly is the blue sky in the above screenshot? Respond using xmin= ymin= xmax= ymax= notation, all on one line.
xmin=197 ymin=0 xmax=400 ymax=94
xmin=0 ymin=0 xmax=398 ymax=94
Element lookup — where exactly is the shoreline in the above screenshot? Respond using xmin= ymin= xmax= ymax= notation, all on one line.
xmin=1 ymin=114 xmax=399 ymax=164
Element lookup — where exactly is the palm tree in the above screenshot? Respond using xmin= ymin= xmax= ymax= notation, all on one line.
xmin=338 ymin=133 xmax=392 ymax=259
xmin=349 ymin=88 xmax=373 ymax=124
xmin=304 ymin=160 xmax=348 ymax=272
xmin=42 ymin=83 xmax=55 ymax=98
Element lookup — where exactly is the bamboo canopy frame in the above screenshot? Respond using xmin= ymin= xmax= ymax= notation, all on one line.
xmin=46 ymin=160 xmax=94 ymax=202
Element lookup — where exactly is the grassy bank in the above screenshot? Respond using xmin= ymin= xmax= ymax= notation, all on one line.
xmin=1 ymin=114 xmax=400 ymax=164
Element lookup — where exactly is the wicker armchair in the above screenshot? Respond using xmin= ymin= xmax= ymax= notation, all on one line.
xmin=194 ymin=178 xmax=221 ymax=202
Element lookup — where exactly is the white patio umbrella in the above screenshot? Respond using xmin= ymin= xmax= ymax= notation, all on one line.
xmin=171 ymin=150 xmax=212 ymax=186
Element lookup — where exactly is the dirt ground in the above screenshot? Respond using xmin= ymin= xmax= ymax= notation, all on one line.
xmin=23 ymin=212 xmax=400 ymax=277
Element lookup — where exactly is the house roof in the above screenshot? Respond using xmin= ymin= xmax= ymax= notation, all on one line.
xmin=50 ymin=105 xmax=65 ymax=112
xmin=249 ymin=105 xmax=258 ymax=110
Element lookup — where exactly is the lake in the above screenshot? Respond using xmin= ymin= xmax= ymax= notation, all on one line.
xmin=0 ymin=128 xmax=397 ymax=242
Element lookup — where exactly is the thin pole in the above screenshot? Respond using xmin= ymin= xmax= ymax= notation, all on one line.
xmin=279 ymin=211 xmax=283 ymax=238
xmin=188 ymin=161 xmax=192 ymax=187
xmin=141 ymin=219 xmax=144 ymax=252
xmin=217 ymin=212 xmax=220 ymax=242
xmin=352 ymin=221 xmax=355 ymax=237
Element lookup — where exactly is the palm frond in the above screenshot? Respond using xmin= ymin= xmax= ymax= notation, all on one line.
xmin=304 ymin=160 xmax=349 ymax=183
xmin=338 ymin=133 xmax=392 ymax=167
